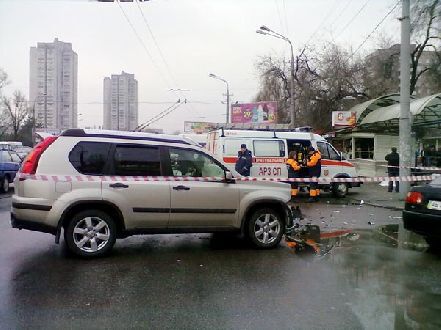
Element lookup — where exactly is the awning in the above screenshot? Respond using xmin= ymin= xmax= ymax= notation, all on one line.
xmin=348 ymin=94 xmax=401 ymax=125
xmin=360 ymin=93 xmax=441 ymax=128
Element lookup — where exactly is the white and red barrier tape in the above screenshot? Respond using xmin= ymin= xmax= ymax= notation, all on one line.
xmin=17 ymin=173 xmax=436 ymax=183
xmin=377 ymin=164 xmax=441 ymax=171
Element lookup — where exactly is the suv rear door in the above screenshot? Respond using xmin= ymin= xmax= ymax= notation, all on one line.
xmin=102 ymin=143 xmax=170 ymax=229
xmin=164 ymin=147 xmax=239 ymax=228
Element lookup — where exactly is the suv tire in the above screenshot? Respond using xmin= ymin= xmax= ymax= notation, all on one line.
xmin=64 ymin=209 xmax=117 ymax=258
xmin=247 ymin=207 xmax=284 ymax=249
xmin=1 ymin=176 xmax=9 ymax=193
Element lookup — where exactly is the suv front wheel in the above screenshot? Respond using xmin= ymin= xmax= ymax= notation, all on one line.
xmin=64 ymin=209 xmax=117 ymax=257
xmin=247 ymin=207 xmax=284 ymax=249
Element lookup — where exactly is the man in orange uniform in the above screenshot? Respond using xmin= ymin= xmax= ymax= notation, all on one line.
xmin=286 ymin=151 xmax=301 ymax=197
xmin=306 ymin=146 xmax=322 ymax=202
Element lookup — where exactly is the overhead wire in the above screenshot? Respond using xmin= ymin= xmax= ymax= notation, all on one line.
xmin=133 ymin=0 xmax=199 ymax=118
xmin=282 ymin=0 xmax=289 ymax=36
xmin=135 ymin=100 xmax=181 ymax=131
xmin=351 ymin=0 xmax=401 ymax=57
xmin=274 ymin=0 xmax=286 ymax=35
xmin=115 ymin=0 xmax=173 ymax=89
xmin=302 ymin=0 xmax=341 ymax=51
xmin=117 ymin=0 xmax=196 ymax=124
xmin=329 ymin=0 xmax=355 ymax=31
xmin=137 ymin=100 xmax=185 ymax=130
xmin=134 ymin=0 xmax=178 ymax=92
xmin=335 ymin=0 xmax=370 ymax=38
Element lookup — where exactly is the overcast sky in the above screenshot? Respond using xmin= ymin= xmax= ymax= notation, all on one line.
xmin=0 ymin=0 xmax=401 ymax=133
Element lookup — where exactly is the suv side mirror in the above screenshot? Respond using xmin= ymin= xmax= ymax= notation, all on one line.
xmin=224 ymin=171 xmax=234 ymax=183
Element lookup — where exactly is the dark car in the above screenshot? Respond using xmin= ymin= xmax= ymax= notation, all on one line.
xmin=403 ymin=175 xmax=441 ymax=249
xmin=0 ymin=149 xmax=21 ymax=193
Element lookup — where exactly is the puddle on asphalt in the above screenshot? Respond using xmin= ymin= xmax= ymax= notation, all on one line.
xmin=285 ymin=224 xmax=431 ymax=257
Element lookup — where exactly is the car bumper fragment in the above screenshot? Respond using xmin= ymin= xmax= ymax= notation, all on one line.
xmin=11 ymin=213 xmax=57 ymax=235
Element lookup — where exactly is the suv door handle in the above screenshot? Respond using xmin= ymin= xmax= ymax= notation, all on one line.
xmin=110 ymin=183 xmax=129 ymax=189
xmin=173 ymin=185 xmax=190 ymax=191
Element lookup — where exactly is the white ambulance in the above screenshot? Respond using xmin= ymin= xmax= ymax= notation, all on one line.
xmin=207 ymin=128 xmax=360 ymax=197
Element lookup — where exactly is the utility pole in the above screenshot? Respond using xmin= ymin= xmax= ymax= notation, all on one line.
xmin=226 ymin=82 xmax=230 ymax=124
xmin=289 ymin=43 xmax=295 ymax=128
xmin=399 ymin=0 xmax=411 ymax=197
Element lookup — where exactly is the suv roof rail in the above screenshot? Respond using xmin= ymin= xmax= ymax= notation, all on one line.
xmin=60 ymin=129 xmax=197 ymax=146
xmin=61 ymin=129 xmax=86 ymax=137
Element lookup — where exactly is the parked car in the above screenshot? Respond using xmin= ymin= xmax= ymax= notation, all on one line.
xmin=0 ymin=149 xmax=21 ymax=193
xmin=11 ymin=129 xmax=293 ymax=257
xmin=403 ymin=175 xmax=441 ymax=249
xmin=14 ymin=146 xmax=33 ymax=161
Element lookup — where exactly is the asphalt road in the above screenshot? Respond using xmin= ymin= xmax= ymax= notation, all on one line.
xmin=0 ymin=191 xmax=440 ymax=329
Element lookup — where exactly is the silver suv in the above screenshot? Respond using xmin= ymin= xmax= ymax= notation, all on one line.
xmin=11 ymin=129 xmax=292 ymax=257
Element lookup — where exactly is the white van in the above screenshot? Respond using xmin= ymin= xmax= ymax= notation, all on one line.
xmin=207 ymin=128 xmax=360 ymax=197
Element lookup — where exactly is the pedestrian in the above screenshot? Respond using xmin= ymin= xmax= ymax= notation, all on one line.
xmin=235 ymin=144 xmax=253 ymax=176
xmin=306 ymin=146 xmax=321 ymax=202
xmin=385 ymin=147 xmax=399 ymax=192
xmin=286 ymin=151 xmax=301 ymax=197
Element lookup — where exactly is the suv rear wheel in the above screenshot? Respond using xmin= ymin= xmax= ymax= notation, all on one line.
xmin=247 ymin=208 xmax=284 ymax=249
xmin=64 ymin=209 xmax=116 ymax=257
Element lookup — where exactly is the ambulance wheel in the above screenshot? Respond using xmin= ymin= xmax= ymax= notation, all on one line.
xmin=332 ymin=182 xmax=348 ymax=198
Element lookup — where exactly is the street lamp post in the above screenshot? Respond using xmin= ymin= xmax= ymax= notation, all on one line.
xmin=209 ymin=73 xmax=230 ymax=124
xmin=257 ymin=25 xmax=295 ymax=128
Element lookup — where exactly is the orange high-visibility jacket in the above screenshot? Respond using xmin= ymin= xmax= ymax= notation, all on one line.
xmin=307 ymin=151 xmax=322 ymax=177
xmin=286 ymin=159 xmax=301 ymax=171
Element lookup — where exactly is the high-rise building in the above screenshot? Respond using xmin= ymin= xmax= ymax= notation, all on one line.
xmin=29 ymin=38 xmax=78 ymax=131
xmin=103 ymin=71 xmax=138 ymax=131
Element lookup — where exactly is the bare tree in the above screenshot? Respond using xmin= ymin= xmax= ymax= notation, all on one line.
xmin=410 ymin=0 xmax=441 ymax=94
xmin=0 ymin=68 xmax=8 ymax=91
xmin=254 ymin=56 xmax=291 ymax=123
xmin=0 ymin=69 xmax=10 ymax=139
xmin=254 ymin=44 xmax=367 ymax=132
xmin=1 ymin=90 xmax=31 ymax=140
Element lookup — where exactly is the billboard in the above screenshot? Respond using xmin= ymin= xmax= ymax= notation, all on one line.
xmin=332 ymin=111 xmax=356 ymax=127
xmin=184 ymin=121 xmax=217 ymax=134
xmin=231 ymin=101 xmax=277 ymax=124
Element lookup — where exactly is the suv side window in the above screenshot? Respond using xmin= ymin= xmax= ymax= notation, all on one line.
xmin=168 ymin=148 xmax=225 ymax=177
xmin=113 ymin=145 xmax=161 ymax=176
xmin=69 ymin=142 xmax=112 ymax=175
